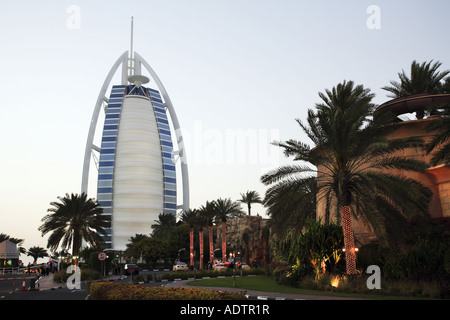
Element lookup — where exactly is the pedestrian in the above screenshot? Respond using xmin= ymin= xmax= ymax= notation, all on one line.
xmin=27 ymin=263 xmax=31 ymax=274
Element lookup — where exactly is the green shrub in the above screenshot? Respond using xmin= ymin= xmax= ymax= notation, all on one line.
xmin=89 ymin=282 xmax=247 ymax=300
xmin=53 ymin=268 xmax=101 ymax=283
xmin=158 ymin=268 xmax=264 ymax=281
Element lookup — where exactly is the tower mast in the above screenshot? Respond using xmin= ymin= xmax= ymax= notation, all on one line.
xmin=129 ymin=16 xmax=134 ymax=78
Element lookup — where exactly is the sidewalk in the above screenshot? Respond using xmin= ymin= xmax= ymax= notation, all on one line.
xmin=32 ymin=274 xmax=125 ymax=291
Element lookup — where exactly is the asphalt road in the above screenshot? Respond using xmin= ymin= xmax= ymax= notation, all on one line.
xmin=0 ymin=271 xmax=171 ymax=301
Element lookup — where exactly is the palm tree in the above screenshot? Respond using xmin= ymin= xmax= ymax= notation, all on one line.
xmin=181 ymin=209 xmax=198 ymax=267
xmin=151 ymin=212 xmax=176 ymax=239
xmin=198 ymin=201 xmax=217 ymax=265
xmin=214 ymin=198 xmax=244 ymax=262
xmin=262 ymin=175 xmax=317 ymax=237
xmin=382 ymin=60 xmax=450 ymax=98
xmin=262 ymin=80 xmax=432 ymax=276
xmin=26 ymin=246 xmax=48 ymax=264
xmin=382 ymin=60 xmax=450 ymax=118
xmin=195 ymin=211 xmax=209 ymax=269
xmin=238 ymin=190 xmax=263 ymax=215
xmin=39 ymin=193 xmax=110 ymax=256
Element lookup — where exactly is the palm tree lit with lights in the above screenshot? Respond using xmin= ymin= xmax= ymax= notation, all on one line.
xmin=262 ymin=81 xmax=432 ymax=276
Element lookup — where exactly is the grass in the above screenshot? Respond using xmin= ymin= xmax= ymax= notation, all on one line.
xmin=186 ymin=275 xmax=438 ymax=300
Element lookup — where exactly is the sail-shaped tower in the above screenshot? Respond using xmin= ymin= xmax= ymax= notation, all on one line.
xmin=81 ymin=20 xmax=189 ymax=250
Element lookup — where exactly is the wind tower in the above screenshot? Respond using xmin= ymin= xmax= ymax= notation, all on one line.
xmin=81 ymin=18 xmax=190 ymax=250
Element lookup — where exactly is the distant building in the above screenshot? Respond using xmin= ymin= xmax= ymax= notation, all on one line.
xmin=0 ymin=240 xmax=19 ymax=266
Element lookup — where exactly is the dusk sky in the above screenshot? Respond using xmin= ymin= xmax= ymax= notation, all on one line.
xmin=1 ymin=1 xmax=449 ymax=264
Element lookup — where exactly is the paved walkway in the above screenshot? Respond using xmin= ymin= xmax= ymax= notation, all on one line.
xmin=32 ymin=274 xmax=124 ymax=291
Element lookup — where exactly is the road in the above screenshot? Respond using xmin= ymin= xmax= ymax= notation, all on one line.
xmin=0 ymin=270 xmax=171 ymax=301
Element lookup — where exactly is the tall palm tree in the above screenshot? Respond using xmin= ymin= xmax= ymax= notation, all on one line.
xmin=151 ymin=212 xmax=176 ymax=239
xmin=26 ymin=246 xmax=48 ymax=264
xmin=198 ymin=201 xmax=217 ymax=264
xmin=214 ymin=198 xmax=244 ymax=262
xmin=262 ymin=175 xmax=317 ymax=237
xmin=238 ymin=190 xmax=263 ymax=215
xmin=195 ymin=211 xmax=209 ymax=269
xmin=39 ymin=193 xmax=110 ymax=256
xmin=262 ymin=80 xmax=432 ymax=276
xmin=181 ymin=209 xmax=198 ymax=267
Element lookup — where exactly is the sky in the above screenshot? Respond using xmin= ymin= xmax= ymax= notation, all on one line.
xmin=1 ymin=0 xmax=450 ymax=265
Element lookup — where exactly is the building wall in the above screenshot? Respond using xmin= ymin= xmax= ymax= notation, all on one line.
xmin=97 ymin=85 xmax=177 ymax=250
xmin=112 ymin=94 xmax=164 ymax=250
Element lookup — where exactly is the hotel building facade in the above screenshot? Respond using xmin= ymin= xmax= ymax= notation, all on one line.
xmin=81 ymin=50 xmax=189 ymax=250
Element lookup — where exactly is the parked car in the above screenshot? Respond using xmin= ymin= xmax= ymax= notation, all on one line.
xmin=214 ymin=263 xmax=227 ymax=271
xmin=123 ymin=264 xmax=140 ymax=275
xmin=173 ymin=262 xmax=188 ymax=272
xmin=240 ymin=263 xmax=250 ymax=270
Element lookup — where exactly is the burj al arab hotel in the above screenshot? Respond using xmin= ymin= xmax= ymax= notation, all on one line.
xmin=81 ymin=20 xmax=189 ymax=250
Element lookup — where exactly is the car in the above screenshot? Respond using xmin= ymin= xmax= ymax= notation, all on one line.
xmin=214 ymin=263 xmax=227 ymax=271
xmin=24 ymin=266 xmax=41 ymax=274
xmin=240 ymin=263 xmax=250 ymax=270
xmin=173 ymin=262 xmax=188 ymax=272
xmin=123 ymin=264 xmax=140 ymax=275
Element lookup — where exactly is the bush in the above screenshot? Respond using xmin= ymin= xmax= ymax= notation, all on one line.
xmin=53 ymin=268 xmax=101 ymax=283
xmin=89 ymin=282 xmax=247 ymax=300
xmin=380 ymin=238 xmax=448 ymax=281
xmin=357 ymin=243 xmax=382 ymax=270
xmin=158 ymin=268 xmax=264 ymax=281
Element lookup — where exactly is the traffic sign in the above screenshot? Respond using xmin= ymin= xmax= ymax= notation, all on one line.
xmin=98 ymin=252 xmax=107 ymax=261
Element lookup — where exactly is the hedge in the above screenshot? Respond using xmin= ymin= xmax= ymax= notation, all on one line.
xmin=89 ymin=282 xmax=247 ymax=300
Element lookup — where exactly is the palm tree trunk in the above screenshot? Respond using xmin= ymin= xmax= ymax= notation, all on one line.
xmin=73 ymin=231 xmax=82 ymax=257
xmin=199 ymin=229 xmax=204 ymax=269
xmin=341 ymin=205 xmax=357 ymax=276
xmin=208 ymin=225 xmax=213 ymax=264
xmin=222 ymin=221 xmax=227 ymax=262
xmin=189 ymin=227 xmax=194 ymax=267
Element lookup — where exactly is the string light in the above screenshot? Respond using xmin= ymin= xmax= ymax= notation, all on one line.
xmin=190 ymin=228 xmax=194 ymax=267
xmin=199 ymin=230 xmax=204 ymax=269
xmin=341 ymin=205 xmax=357 ymax=275
xmin=222 ymin=223 xmax=227 ymax=262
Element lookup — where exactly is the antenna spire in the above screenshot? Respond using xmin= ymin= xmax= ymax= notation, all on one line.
xmin=128 ymin=16 xmax=134 ymax=78
xmin=130 ymin=16 xmax=134 ymax=60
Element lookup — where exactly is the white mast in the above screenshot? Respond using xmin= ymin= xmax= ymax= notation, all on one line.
xmin=128 ymin=16 xmax=134 ymax=78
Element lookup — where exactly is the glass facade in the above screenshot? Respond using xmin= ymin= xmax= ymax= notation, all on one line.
xmin=97 ymin=84 xmax=177 ymax=248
